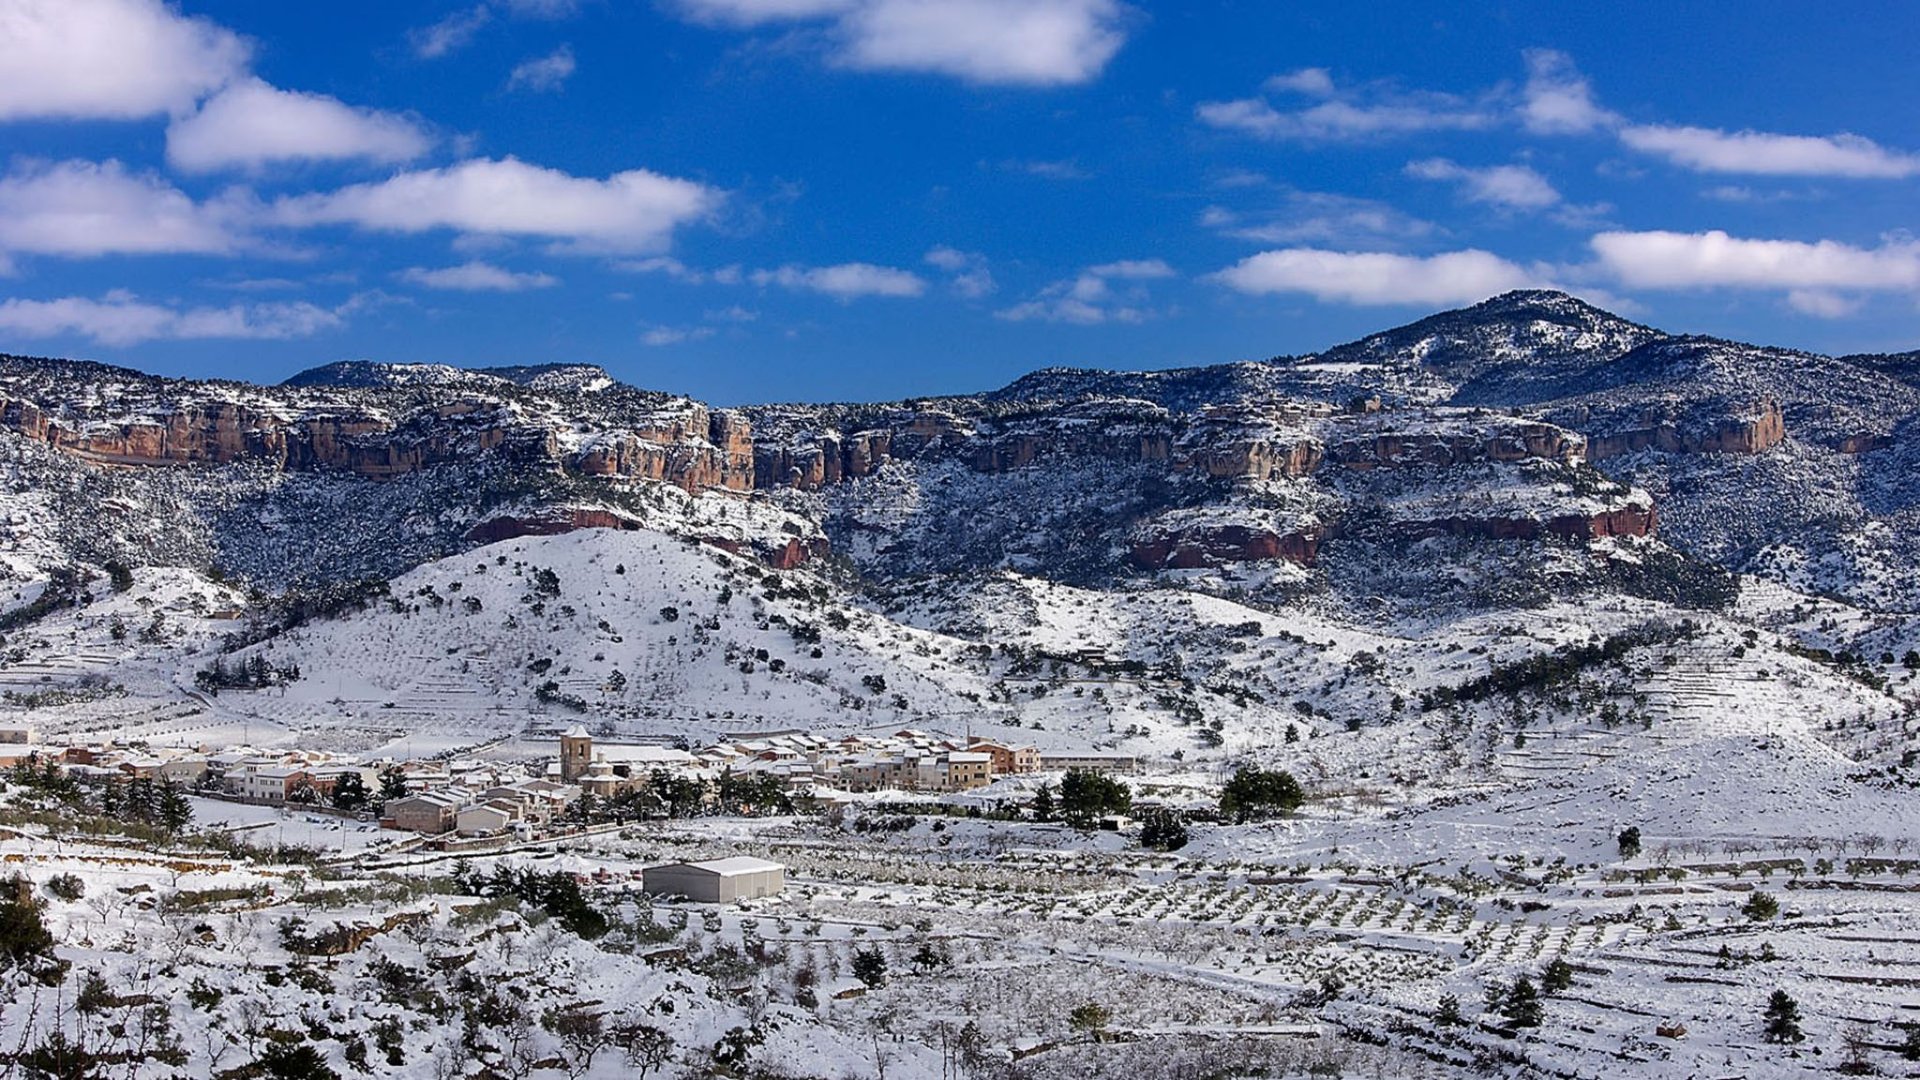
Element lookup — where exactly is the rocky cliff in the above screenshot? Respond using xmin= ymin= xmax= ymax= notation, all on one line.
xmin=0 ymin=370 xmax=755 ymax=493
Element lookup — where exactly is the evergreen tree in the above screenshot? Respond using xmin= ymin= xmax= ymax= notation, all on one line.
xmin=1541 ymin=957 xmax=1574 ymax=994
xmin=256 ymin=1041 xmax=342 ymax=1080
xmin=125 ymin=779 xmax=158 ymax=825
xmin=378 ymin=766 xmax=410 ymax=801
xmin=330 ymin=772 xmax=369 ymax=812
xmin=910 ymin=941 xmax=950 ymax=974
xmin=95 ymin=780 xmax=122 ymax=818
xmin=1067 ymin=1002 xmax=1111 ymax=1040
xmin=1763 ymin=989 xmax=1804 ymax=1044
xmin=852 ymin=947 xmax=888 ymax=988
xmin=1617 ymin=826 xmax=1642 ymax=858
xmin=1059 ymin=770 xmax=1131 ymax=827
xmin=1502 ymin=977 xmax=1543 ymax=1028
xmin=157 ymin=781 xmax=192 ymax=832
xmin=1218 ymin=765 xmax=1304 ymax=823
xmin=1743 ymin=891 xmax=1780 ymax=921
xmin=1031 ymin=783 xmax=1056 ymax=822
xmin=1138 ymin=807 xmax=1189 ymax=851
xmin=0 ymin=882 xmax=64 ymax=983
xmin=1436 ymin=993 xmax=1464 ymax=1026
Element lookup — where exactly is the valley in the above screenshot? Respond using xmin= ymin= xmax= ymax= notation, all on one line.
xmin=0 ymin=292 xmax=1914 ymax=1077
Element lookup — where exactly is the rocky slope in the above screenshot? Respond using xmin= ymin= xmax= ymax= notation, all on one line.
xmin=0 ymin=288 xmax=1915 ymax=616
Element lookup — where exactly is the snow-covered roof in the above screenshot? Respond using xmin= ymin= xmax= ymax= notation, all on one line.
xmin=589 ymin=744 xmax=691 ymax=765
xmin=390 ymin=792 xmax=463 ymax=809
xmin=677 ymin=857 xmax=784 ymax=877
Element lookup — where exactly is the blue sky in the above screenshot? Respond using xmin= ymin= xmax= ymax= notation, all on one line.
xmin=1 ymin=1 xmax=1917 ymax=404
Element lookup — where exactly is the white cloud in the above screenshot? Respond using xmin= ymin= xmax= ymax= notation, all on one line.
xmin=750 ymin=262 xmax=926 ymax=300
xmin=997 ymin=258 xmax=1174 ymax=324
xmin=398 ymin=262 xmax=559 ymax=292
xmin=1517 ymin=52 xmax=1919 ymax=179
xmin=1197 ymin=94 xmax=1496 ymax=142
xmin=410 ymin=0 xmax=578 ymax=57
xmin=1590 ymin=230 xmax=1920 ymax=292
xmin=0 ymin=159 xmax=248 ymax=259
xmin=1264 ymin=67 xmax=1334 ymax=96
xmin=1202 ymin=192 xmax=1436 ymax=248
xmin=507 ymin=45 xmax=576 ymax=93
xmin=1619 ymin=124 xmax=1920 ymax=178
xmin=502 ymin=0 xmax=581 ymax=16
xmin=925 ymin=246 xmax=996 ymax=297
xmin=274 ymin=157 xmax=720 ymax=254
xmin=1786 ymin=289 xmax=1865 ymax=318
xmin=1213 ymin=248 xmax=1540 ymax=306
xmin=1520 ymin=49 xmax=1615 ymax=134
xmin=641 ymin=324 xmax=718 ymax=346
xmin=612 ymin=256 xmax=748 ymax=285
xmin=672 ymin=0 xmax=1127 ymax=85
xmin=1406 ymin=158 xmax=1561 ymax=209
xmin=1199 ymin=64 xmax=1499 ymax=142
xmin=0 ymin=0 xmax=249 ymax=120
xmin=672 ymin=0 xmax=855 ymax=26
xmin=0 ymin=290 xmax=340 ymax=346
xmin=838 ymin=0 xmax=1125 ymax=85
xmin=1699 ymin=185 xmax=1815 ymax=204
xmin=1085 ymin=258 xmax=1173 ymax=279
xmin=410 ymin=5 xmax=492 ymax=58
xmin=165 ymin=78 xmax=430 ymax=173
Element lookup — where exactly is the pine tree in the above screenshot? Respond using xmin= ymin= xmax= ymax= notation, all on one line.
xmin=851 ymin=947 xmax=887 ymax=988
xmin=1763 ymin=989 xmax=1804 ymax=1044
xmin=95 ymin=780 xmax=122 ymax=818
xmin=1218 ymin=766 xmax=1303 ymax=823
xmin=379 ymin=766 xmax=409 ymax=801
xmin=1502 ymin=977 xmax=1543 ymax=1028
xmin=1617 ymin=826 xmax=1642 ymax=858
xmin=1541 ymin=957 xmax=1574 ymax=994
xmin=157 ymin=781 xmax=192 ymax=832
xmin=125 ymin=778 xmax=158 ymax=825
xmin=1436 ymin=993 xmax=1463 ymax=1026
xmin=1138 ymin=807 xmax=1189 ymax=851
xmin=1067 ymin=1002 xmax=1111 ymax=1040
xmin=1031 ymin=784 xmax=1056 ymax=822
xmin=331 ymin=772 xmax=369 ymax=812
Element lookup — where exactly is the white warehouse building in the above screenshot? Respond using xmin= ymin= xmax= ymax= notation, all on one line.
xmin=641 ymin=857 xmax=785 ymax=903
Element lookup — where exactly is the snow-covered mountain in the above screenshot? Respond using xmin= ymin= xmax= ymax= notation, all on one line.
xmin=0 ymin=289 xmax=1916 ymax=765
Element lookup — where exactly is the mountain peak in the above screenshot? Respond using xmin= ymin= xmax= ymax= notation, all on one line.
xmin=1470 ymin=288 xmax=1614 ymax=316
xmin=280 ymin=360 xmax=613 ymax=394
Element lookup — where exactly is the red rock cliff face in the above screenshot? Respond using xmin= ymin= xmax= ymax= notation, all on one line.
xmin=466 ymin=507 xmax=647 ymax=544
xmin=1131 ymin=524 xmax=1322 ymax=570
xmin=0 ymin=397 xmax=756 ymax=492
xmin=1396 ymin=501 xmax=1657 ymax=542
xmin=1577 ymin=399 xmax=1785 ymax=460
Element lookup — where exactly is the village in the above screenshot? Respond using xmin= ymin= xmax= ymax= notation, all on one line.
xmin=0 ymin=721 xmax=1138 ymax=848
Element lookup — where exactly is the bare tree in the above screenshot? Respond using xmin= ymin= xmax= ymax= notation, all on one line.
xmin=615 ymin=1022 xmax=674 ymax=1079
xmin=545 ymin=1007 xmax=609 ymax=1080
